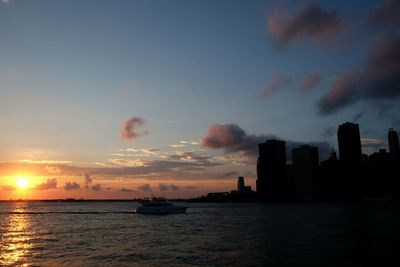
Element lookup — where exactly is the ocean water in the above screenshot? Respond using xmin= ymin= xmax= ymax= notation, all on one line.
xmin=0 ymin=201 xmax=399 ymax=267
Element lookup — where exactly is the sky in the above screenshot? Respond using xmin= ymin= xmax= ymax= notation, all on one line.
xmin=0 ymin=0 xmax=399 ymax=199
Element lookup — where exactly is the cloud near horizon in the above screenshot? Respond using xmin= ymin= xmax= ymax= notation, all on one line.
xmin=267 ymin=3 xmax=345 ymax=48
xmin=83 ymin=173 xmax=102 ymax=191
xmin=158 ymin=183 xmax=180 ymax=192
xmin=137 ymin=183 xmax=151 ymax=192
xmin=36 ymin=178 xmax=57 ymax=190
xmin=64 ymin=182 xmax=80 ymax=190
xmin=202 ymin=123 xmax=331 ymax=161
xmin=318 ymin=37 xmax=400 ymax=114
xmin=121 ymin=116 xmax=148 ymax=140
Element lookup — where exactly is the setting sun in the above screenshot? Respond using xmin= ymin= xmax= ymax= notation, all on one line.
xmin=17 ymin=178 xmax=29 ymax=189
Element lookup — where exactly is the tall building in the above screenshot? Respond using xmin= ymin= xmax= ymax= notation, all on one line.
xmin=388 ymin=128 xmax=400 ymax=157
xmin=292 ymin=145 xmax=319 ymax=200
xmin=256 ymin=139 xmax=287 ymax=200
xmin=337 ymin=122 xmax=362 ymax=164
xmin=237 ymin=176 xmax=245 ymax=192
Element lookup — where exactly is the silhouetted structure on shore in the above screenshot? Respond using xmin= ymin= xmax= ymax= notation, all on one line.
xmin=256 ymin=123 xmax=400 ymax=201
xmin=337 ymin=122 xmax=362 ymax=164
xmin=195 ymin=123 xmax=399 ymax=203
xmin=388 ymin=128 xmax=400 ymax=158
xmin=257 ymin=140 xmax=288 ymax=201
xmin=192 ymin=176 xmax=256 ymax=202
xmin=292 ymin=145 xmax=319 ymax=200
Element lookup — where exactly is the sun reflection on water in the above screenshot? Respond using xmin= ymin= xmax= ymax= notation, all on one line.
xmin=0 ymin=203 xmax=33 ymax=266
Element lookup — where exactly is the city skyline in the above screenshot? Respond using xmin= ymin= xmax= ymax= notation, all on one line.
xmin=1 ymin=0 xmax=400 ymax=199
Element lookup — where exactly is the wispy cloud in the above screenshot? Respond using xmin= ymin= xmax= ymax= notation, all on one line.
xmin=20 ymin=159 xmax=72 ymax=164
xmin=259 ymin=74 xmax=290 ymax=98
xmin=180 ymin=140 xmax=200 ymax=145
xmin=299 ymin=72 xmax=321 ymax=92
xmin=169 ymin=144 xmax=187 ymax=148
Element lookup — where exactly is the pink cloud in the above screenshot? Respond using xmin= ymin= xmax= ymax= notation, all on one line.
xmin=318 ymin=37 xmax=400 ymax=114
xmin=121 ymin=116 xmax=148 ymax=140
xmin=299 ymin=72 xmax=321 ymax=92
xmin=259 ymin=74 xmax=290 ymax=98
xmin=267 ymin=3 xmax=345 ymax=48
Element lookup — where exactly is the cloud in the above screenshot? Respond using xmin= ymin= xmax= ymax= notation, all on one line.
xmin=217 ymin=171 xmax=239 ymax=179
xmin=36 ymin=178 xmax=57 ymax=190
xmin=0 ymin=156 xmax=222 ymax=181
xmin=353 ymin=111 xmax=364 ymax=122
xmin=158 ymin=183 xmax=180 ymax=192
xmin=83 ymin=172 xmax=102 ymax=191
xmin=64 ymin=182 xmax=80 ymax=191
xmin=259 ymin=74 xmax=290 ymax=98
xmin=2 ymin=185 xmax=15 ymax=191
xmin=267 ymin=3 xmax=345 ymax=48
xmin=318 ymin=37 xmax=400 ymax=114
xmin=121 ymin=116 xmax=148 ymax=140
xmin=45 ymin=165 xmax=62 ymax=174
xmin=84 ymin=172 xmax=92 ymax=189
xmin=158 ymin=183 xmax=169 ymax=191
xmin=137 ymin=184 xmax=151 ymax=192
xmin=91 ymin=184 xmax=102 ymax=191
xmin=119 ymin=188 xmax=134 ymax=193
xmin=169 ymin=144 xmax=187 ymax=148
xmin=322 ymin=126 xmax=335 ymax=137
xmin=1 ymin=0 xmax=10 ymax=4
xmin=202 ymin=123 xmax=269 ymax=155
xmin=361 ymin=138 xmax=386 ymax=149
xmin=367 ymin=0 xmax=400 ymax=31
xmin=180 ymin=140 xmax=200 ymax=145
xmin=184 ymin=186 xmax=196 ymax=190
xmin=299 ymin=72 xmax=321 ymax=92
xmin=170 ymin=184 xmax=180 ymax=191
xmin=202 ymin=123 xmax=331 ymax=161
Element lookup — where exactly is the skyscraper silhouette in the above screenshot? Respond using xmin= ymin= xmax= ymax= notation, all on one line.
xmin=388 ymin=128 xmax=400 ymax=158
xmin=292 ymin=145 xmax=319 ymax=200
xmin=337 ymin=122 xmax=362 ymax=163
xmin=237 ymin=176 xmax=245 ymax=192
xmin=257 ymin=139 xmax=287 ymax=200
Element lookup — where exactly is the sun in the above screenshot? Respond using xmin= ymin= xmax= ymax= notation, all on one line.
xmin=17 ymin=178 xmax=29 ymax=189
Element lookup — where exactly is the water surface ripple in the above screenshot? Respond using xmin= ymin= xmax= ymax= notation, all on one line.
xmin=0 ymin=201 xmax=399 ymax=266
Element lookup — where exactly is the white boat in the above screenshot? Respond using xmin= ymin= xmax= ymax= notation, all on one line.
xmin=135 ymin=197 xmax=187 ymax=214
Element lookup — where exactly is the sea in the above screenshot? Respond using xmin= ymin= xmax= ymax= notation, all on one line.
xmin=0 ymin=201 xmax=399 ymax=267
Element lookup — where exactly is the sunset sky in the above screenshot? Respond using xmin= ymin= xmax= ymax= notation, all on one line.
xmin=1 ymin=0 xmax=399 ymax=199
